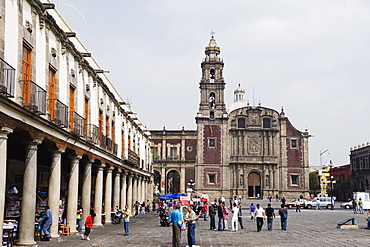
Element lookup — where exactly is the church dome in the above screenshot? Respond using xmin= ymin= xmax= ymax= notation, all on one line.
xmin=227 ymin=84 xmax=249 ymax=113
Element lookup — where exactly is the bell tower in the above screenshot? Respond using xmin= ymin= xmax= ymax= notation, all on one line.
xmin=195 ymin=34 xmax=229 ymax=197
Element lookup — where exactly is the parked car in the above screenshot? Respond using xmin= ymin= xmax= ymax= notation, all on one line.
xmin=285 ymin=199 xmax=307 ymax=209
xmin=340 ymin=201 xmax=353 ymax=209
xmin=305 ymin=197 xmax=335 ymax=209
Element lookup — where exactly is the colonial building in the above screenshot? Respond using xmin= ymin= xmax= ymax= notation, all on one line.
xmin=0 ymin=0 xmax=152 ymax=245
xmin=151 ymin=35 xmax=310 ymax=199
xmin=350 ymin=143 xmax=370 ymax=192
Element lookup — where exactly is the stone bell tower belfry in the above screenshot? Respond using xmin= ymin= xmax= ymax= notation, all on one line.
xmin=195 ymin=34 xmax=229 ymax=197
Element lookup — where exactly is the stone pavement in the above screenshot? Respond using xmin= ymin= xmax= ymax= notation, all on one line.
xmin=37 ymin=199 xmax=370 ymax=247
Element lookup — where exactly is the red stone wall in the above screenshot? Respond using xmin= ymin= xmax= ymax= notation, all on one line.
xmin=203 ymin=125 xmax=221 ymax=164
xmin=185 ymin=139 xmax=197 ymax=160
xmin=203 ymin=167 xmax=221 ymax=188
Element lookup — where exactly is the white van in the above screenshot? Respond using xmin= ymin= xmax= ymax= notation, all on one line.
xmin=305 ymin=197 xmax=335 ymax=209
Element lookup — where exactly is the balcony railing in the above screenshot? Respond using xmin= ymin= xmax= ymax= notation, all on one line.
xmin=113 ymin=143 xmax=118 ymax=155
xmin=128 ymin=149 xmax=140 ymax=167
xmin=87 ymin=124 xmax=99 ymax=144
xmin=70 ymin=111 xmax=85 ymax=137
xmin=48 ymin=99 xmax=68 ymax=127
xmin=0 ymin=58 xmax=15 ymax=98
xmin=21 ymin=80 xmax=47 ymax=115
xmin=106 ymin=138 xmax=113 ymax=152
xmin=100 ymin=134 xmax=107 ymax=149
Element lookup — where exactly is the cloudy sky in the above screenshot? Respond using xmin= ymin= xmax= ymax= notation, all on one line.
xmin=55 ymin=0 xmax=370 ymax=167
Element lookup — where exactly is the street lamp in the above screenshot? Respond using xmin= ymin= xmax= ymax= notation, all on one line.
xmin=328 ymin=160 xmax=336 ymax=210
xmin=187 ymin=179 xmax=195 ymax=199
xmin=319 ymin=149 xmax=330 ymax=195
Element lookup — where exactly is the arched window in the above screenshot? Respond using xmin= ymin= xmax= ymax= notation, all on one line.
xmin=209 ymin=92 xmax=215 ymax=109
xmin=238 ymin=118 xmax=246 ymax=128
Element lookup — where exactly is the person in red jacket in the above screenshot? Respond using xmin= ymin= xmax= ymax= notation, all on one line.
xmin=81 ymin=211 xmax=96 ymax=241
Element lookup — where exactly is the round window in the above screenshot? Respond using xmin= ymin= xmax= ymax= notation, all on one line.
xmin=186 ymin=146 xmax=193 ymax=152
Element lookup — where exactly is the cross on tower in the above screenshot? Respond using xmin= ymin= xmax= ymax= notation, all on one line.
xmin=210 ymin=30 xmax=215 ymax=38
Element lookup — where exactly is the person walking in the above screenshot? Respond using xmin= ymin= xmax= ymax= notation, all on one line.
xmin=209 ymin=202 xmax=216 ymax=230
xmin=265 ymin=203 xmax=275 ymax=231
xmin=231 ymin=203 xmax=239 ymax=232
xmin=275 ymin=194 xmax=279 ymax=202
xmin=278 ymin=204 xmax=288 ymax=231
xmin=222 ymin=203 xmax=229 ymax=230
xmin=316 ymin=199 xmax=322 ymax=210
xmin=295 ymin=199 xmax=301 ymax=212
xmin=134 ymin=201 xmax=140 ymax=217
xmin=123 ymin=205 xmax=131 ymax=236
xmin=76 ymin=206 xmax=83 ymax=232
xmin=203 ymin=201 xmax=209 ymax=221
xmin=217 ymin=202 xmax=224 ymax=231
xmin=237 ymin=202 xmax=245 ymax=229
xmin=81 ymin=211 xmax=96 ymax=241
xmin=250 ymin=203 xmax=256 ymax=221
xmin=359 ymin=198 xmax=364 ymax=214
xmin=185 ymin=206 xmax=197 ymax=247
xmin=281 ymin=197 xmax=286 ymax=206
xmin=254 ymin=204 xmax=265 ymax=232
xmin=168 ymin=204 xmax=183 ymax=247
xmin=42 ymin=205 xmax=52 ymax=241
xmin=352 ymin=199 xmax=358 ymax=214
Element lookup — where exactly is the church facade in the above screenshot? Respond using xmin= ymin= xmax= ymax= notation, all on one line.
xmin=151 ymin=36 xmax=310 ymax=199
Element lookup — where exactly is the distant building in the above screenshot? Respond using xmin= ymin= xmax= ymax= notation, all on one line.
xmin=331 ymin=164 xmax=351 ymax=201
xmin=350 ymin=143 xmax=370 ymax=192
xmin=151 ymin=35 xmax=311 ymax=199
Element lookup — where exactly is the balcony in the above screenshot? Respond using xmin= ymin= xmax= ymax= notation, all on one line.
xmin=86 ymin=124 xmax=99 ymax=144
xmin=0 ymin=58 xmax=15 ymax=98
xmin=70 ymin=111 xmax=85 ymax=137
xmin=106 ymin=138 xmax=113 ymax=152
xmin=21 ymin=80 xmax=47 ymax=115
xmin=128 ymin=149 xmax=140 ymax=167
xmin=100 ymin=134 xmax=107 ymax=149
xmin=48 ymin=99 xmax=68 ymax=127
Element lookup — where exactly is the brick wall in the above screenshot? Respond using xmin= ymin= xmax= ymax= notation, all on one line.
xmin=203 ymin=125 xmax=221 ymax=164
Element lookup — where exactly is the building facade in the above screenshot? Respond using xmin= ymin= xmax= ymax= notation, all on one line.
xmin=151 ymin=35 xmax=310 ymax=199
xmin=350 ymin=143 xmax=370 ymax=192
xmin=0 ymin=0 xmax=152 ymax=245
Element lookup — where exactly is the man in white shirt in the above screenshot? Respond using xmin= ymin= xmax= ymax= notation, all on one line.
xmin=254 ymin=204 xmax=266 ymax=232
xmin=231 ymin=203 xmax=239 ymax=232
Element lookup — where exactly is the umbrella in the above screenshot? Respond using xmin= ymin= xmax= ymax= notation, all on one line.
xmin=159 ymin=194 xmax=173 ymax=200
xmin=170 ymin=193 xmax=187 ymax=199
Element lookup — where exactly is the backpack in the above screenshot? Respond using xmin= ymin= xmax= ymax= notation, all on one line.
xmin=281 ymin=208 xmax=288 ymax=219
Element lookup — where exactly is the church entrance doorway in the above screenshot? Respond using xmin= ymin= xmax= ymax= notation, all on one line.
xmin=248 ymin=172 xmax=261 ymax=198
xmin=166 ymin=170 xmax=180 ymax=194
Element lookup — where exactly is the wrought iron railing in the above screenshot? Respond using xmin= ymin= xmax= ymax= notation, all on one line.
xmin=21 ymin=80 xmax=47 ymax=115
xmin=70 ymin=111 xmax=85 ymax=137
xmin=86 ymin=124 xmax=99 ymax=144
xmin=106 ymin=138 xmax=113 ymax=152
xmin=48 ymin=99 xmax=68 ymax=127
xmin=113 ymin=143 xmax=118 ymax=155
xmin=128 ymin=149 xmax=140 ymax=167
xmin=100 ymin=134 xmax=107 ymax=149
xmin=0 ymin=58 xmax=15 ymax=98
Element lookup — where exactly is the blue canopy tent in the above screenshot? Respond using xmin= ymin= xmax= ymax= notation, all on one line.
xmin=170 ymin=193 xmax=187 ymax=199
xmin=158 ymin=194 xmax=173 ymax=200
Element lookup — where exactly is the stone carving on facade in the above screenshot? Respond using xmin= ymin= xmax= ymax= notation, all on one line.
xmin=248 ymin=113 xmax=259 ymax=126
xmin=248 ymin=136 xmax=260 ymax=154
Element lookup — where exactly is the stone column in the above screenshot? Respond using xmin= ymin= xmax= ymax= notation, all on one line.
xmin=138 ymin=176 xmax=142 ymax=203
xmin=161 ymin=166 xmax=166 ymax=194
xmin=48 ymin=148 xmax=65 ymax=239
xmin=104 ymin=165 xmax=114 ymax=224
xmin=82 ymin=159 xmax=94 ymax=228
xmin=113 ymin=169 xmax=121 ymax=209
xmin=149 ymin=178 xmax=154 ymax=202
xmin=67 ymin=155 xmax=82 ymax=234
xmin=143 ymin=178 xmax=147 ymax=202
xmin=180 ymin=165 xmax=186 ymax=193
xmin=18 ymin=139 xmax=41 ymax=246
xmin=132 ymin=175 xmax=138 ymax=206
xmin=120 ymin=173 xmax=128 ymax=209
xmin=0 ymin=128 xmax=12 ymax=240
xmin=93 ymin=164 xmax=106 ymax=227
xmin=126 ymin=174 xmax=133 ymax=211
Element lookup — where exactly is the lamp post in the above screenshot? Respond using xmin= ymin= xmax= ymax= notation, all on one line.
xmin=328 ymin=160 xmax=336 ymax=210
xmin=319 ymin=149 xmax=330 ymax=195
xmin=187 ymin=179 xmax=195 ymax=200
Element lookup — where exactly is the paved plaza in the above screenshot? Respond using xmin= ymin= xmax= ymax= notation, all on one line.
xmin=37 ymin=199 xmax=370 ymax=247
